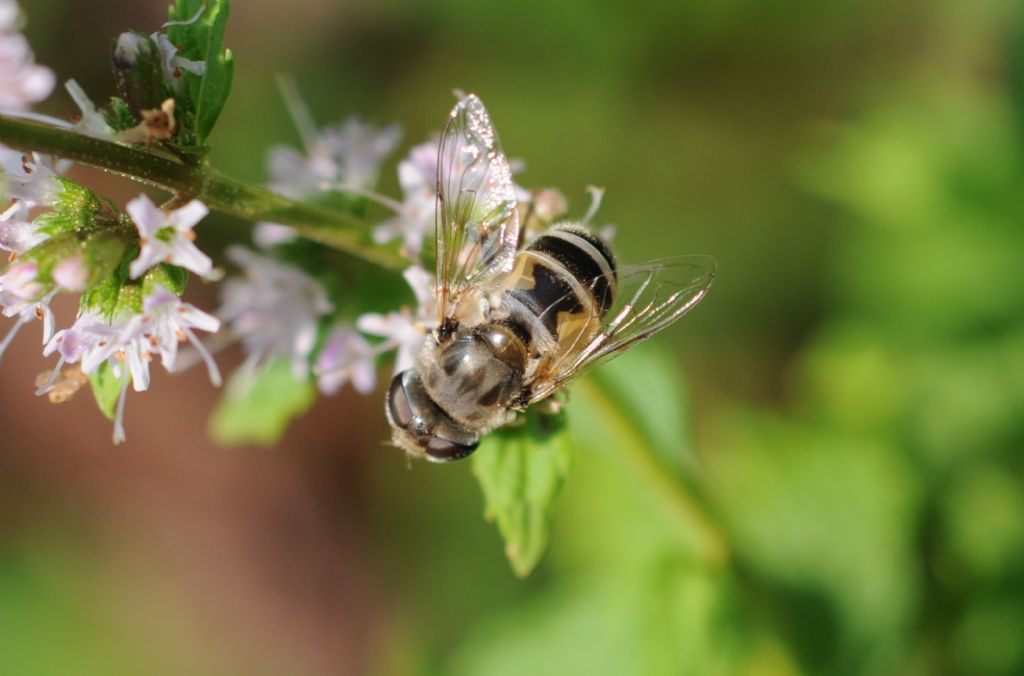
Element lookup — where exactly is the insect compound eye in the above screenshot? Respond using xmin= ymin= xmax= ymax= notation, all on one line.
xmin=424 ymin=435 xmax=480 ymax=462
xmin=386 ymin=369 xmax=481 ymax=461
xmin=386 ymin=371 xmax=415 ymax=430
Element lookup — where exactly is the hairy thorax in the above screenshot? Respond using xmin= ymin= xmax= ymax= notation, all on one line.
xmin=420 ymin=324 xmax=527 ymax=429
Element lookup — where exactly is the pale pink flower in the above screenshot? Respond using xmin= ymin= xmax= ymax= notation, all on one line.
xmin=64 ymin=79 xmax=113 ymax=138
xmin=152 ymin=32 xmax=205 ymax=94
xmin=252 ymin=222 xmax=298 ymax=249
xmin=268 ymin=118 xmax=401 ymax=199
xmin=0 ymin=260 xmax=53 ymax=362
xmin=0 ymin=201 xmax=43 ymax=253
xmin=315 ymin=324 xmax=376 ymax=396
xmin=0 ymin=24 xmax=54 ymax=109
xmin=127 ymin=194 xmax=214 ymax=279
xmin=372 ymin=138 xmax=530 ymax=261
xmin=356 ymin=266 xmax=436 ymax=375
xmin=52 ymin=253 xmax=87 ymax=291
xmin=141 ymin=285 xmax=221 ymax=384
xmin=219 ymin=247 xmax=333 ymax=378
xmin=372 ymin=138 xmax=438 ymax=258
xmin=0 ymin=1 xmax=21 ymax=30
xmin=0 ymin=145 xmax=59 ymax=206
xmin=41 ymin=286 xmax=222 ymax=443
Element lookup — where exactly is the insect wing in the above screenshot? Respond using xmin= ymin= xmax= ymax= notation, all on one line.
xmin=528 ymin=255 xmax=716 ymax=403
xmin=435 ymin=94 xmax=520 ymax=324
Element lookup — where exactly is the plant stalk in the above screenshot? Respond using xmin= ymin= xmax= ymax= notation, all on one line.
xmin=0 ymin=115 xmax=405 ymax=270
xmin=581 ymin=379 xmax=731 ymax=570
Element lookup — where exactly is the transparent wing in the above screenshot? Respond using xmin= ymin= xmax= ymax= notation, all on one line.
xmin=528 ymin=255 xmax=716 ymax=403
xmin=435 ymin=94 xmax=520 ymax=325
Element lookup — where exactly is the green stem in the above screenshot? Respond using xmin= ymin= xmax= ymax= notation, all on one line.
xmin=0 ymin=115 xmax=405 ymax=270
xmin=580 ymin=379 xmax=731 ymax=570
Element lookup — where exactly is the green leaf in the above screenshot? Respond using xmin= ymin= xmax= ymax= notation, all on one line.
xmin=588 ymin=344 xmax=693 ymax=474
xmin=88 ymin=362 xmax=126 ymax=421
xmin=80 ymin=248 xmax=134 ymax=319
xmin=209 ymin=360 xmax=316 ymax=445
xmin=142 ymin=263 xmax=189 ymax=296
xmin=33 ymin=178 xmax=106 ymax=237
xmin=472 ymin=410 xmax=574 ymax=577
xmin=103 ymin=97 xmax=137 ymax=132
xmin=568 ymin=350 xmax=728 ymax=570
xmin=446 ymin=564 xmax=756 ymax=676
xmin=167 ymin=0 xmax=235 ymax=145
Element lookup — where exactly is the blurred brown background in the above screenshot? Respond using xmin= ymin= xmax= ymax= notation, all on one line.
xmin=5 ymin=1 xmax=1024 ymax=674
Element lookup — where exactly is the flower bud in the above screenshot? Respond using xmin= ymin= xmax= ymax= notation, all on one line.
xmin=22 ymin=231 xmax=80 ymax=280
xmin=52 ymin=253 xmax=87 ymax=292
xmin=112 ymin=31 xmax=164 ymax=120
xmin=82 ymin=231 xmax=129 ymax=284
xmin=74 ymin=231 xmax=130 ymax=314
xmin=532 ymin=188 xmax=569 ymax=223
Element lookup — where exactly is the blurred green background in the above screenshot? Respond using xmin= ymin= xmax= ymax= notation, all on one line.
xmin=3 ymin=0 xmax=1024 ymax=673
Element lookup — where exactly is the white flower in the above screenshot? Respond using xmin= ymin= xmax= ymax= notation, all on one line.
xmin=0 ymin=148 xmax=63 ymax=255
xmin=0 ymin=260 xmax=54 ymax=363
xmin=356 ymin=266 xmax=436 ymax=375
xmin=326 ymin=118 xmax=403 ymax=191
xmin=127 ymin=194 xmax=214 ymax=279
xmin=0 ymin=1 xmax=21 ymax=31
xmin=0 ymin=145 xmax=59 ymax=206
xmin=152 ymin=32 xmax=205 ymax=94
xmin=372 ymin=139 xmax=530 ymax=261
xmin=219 ymin=246 xmax=333 ymax=378
xmin=113 ymin=31 xmax=150 ymax=65
xmin=140 ymin=285 xmax=221 ymax=384
xmin=82 ymin=315 xmax=152 ymax=392
xmin=43 ymin=309 xmax=106 ymax=366
xmin=52 ymin=253 xmax=87 ymax=291
xmin=252 ymin=221 xmax=298 ymax=249
xmin=1 ymin=259 xmax=45 ymax=312
xmin=268 ymin=118 xmax=401 ymax=199
xmin=315 ymin=324 xmax=376 ymax=396
xmin=0 ymin=201 xmax=42 ymax=253
xmin=64 ymin=79 xmax=114 ymax=138
xmin=530 ymin=188 xmax=568 ymax=224
xmin=40 ymin=286 xmax=222 ymax=443
xmin=42 ymin=310 xmax=147 ymax=444
xmin=372 ymin=138 xmax=438 ymax=258
xmin=0 ymin=23 xmax=54 ymax=109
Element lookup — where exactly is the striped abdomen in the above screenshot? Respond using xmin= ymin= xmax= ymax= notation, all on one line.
xmin=501 ymin=225 xmax=618 ymax=355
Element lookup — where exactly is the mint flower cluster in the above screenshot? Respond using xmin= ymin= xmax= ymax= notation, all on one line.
xmin=0 ymin=0 xmax=587 ymax=445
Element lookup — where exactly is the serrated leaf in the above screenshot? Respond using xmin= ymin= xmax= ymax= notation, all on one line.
xmin=103 ymin=97 xmax=137 ymax=131
xmin=209 ymin=360 xmax=316 ymax=445
xmin=33 ymin=178 xmax=105 ymax=236
xmin=167 ymin=0 xmax=234 ymax=145
xmin=80 ymin=248 xmax=134 ymax=318
xmin=472 ymin=410 xmax=574 ymax=577
xmin=88 ymin=362 xmax=126 ymax=421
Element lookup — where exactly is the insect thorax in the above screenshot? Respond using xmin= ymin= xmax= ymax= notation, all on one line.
xmin=421 ymin=324 xmax=527 ymax=429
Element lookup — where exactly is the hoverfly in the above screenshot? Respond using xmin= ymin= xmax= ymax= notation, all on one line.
xmin=386 ymin=94 xmax=715 ymax=461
